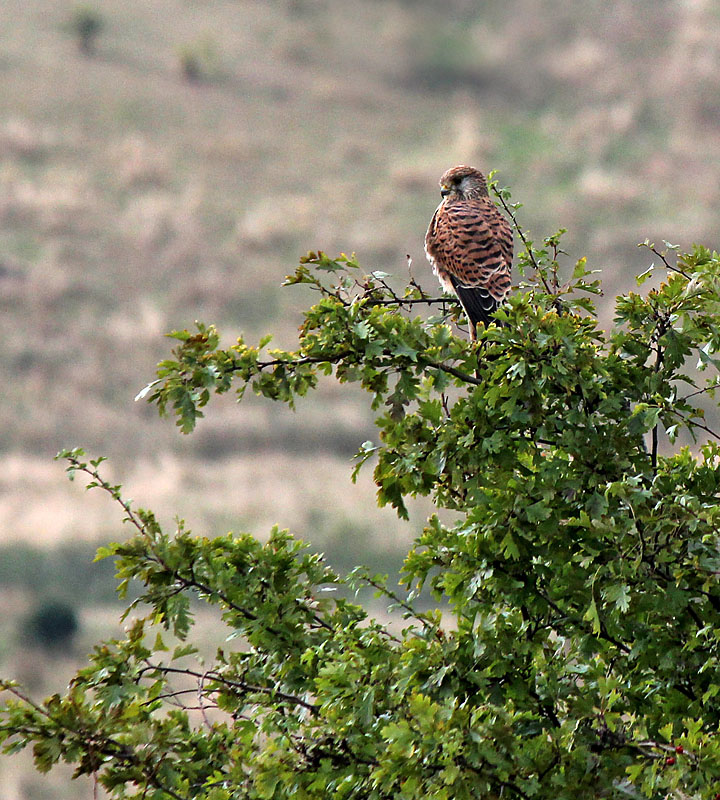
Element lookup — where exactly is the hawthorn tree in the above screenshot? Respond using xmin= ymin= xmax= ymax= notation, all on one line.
xmin=3 ymin=187 xmax=720 ymax=799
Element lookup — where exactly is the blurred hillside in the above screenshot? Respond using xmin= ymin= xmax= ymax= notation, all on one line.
xmin=0 ymin=2 xmax=717 ymax=556
xmin=2 ymin=1 xmax=720 ymax=795
xmin=0 ymin=0 xmax=719 ymax=559
xmin=3 ymin=0 xmax=720 ymax=468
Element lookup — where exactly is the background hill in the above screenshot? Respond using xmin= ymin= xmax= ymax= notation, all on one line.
xmin=2 ymin=1 xmax=720 ymax=795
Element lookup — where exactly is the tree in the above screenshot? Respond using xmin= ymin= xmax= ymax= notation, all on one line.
xmin=3 ymin=184 xmax=720 ymax=799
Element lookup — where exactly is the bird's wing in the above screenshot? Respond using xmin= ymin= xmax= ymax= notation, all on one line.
xmin=487 ymin=203 xmax=514 ymax=278
xmin=425 ymin=199 xmax=512 ymax=301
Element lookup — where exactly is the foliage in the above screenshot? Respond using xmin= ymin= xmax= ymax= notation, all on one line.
xmin=4 ymin=189 xmax=720 ymax=798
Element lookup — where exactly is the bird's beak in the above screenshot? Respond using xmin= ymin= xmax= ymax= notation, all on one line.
xmin=440 ymin=184 xmax=451 ymax=197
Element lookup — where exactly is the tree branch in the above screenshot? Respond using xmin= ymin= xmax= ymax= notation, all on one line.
xmin=140 ymin=662 xmax=320 ymax=715
xmin=0 ymin=684 xmax=190 ymax=800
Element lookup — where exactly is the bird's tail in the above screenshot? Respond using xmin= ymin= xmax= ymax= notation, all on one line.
xmin=449 ymin=277 xmax=500 ymax=340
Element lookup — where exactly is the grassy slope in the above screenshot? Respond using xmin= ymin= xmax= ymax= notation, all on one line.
xmin=2 ymin=0 xmax=718 ymax=461
xmin=2 ymin=1 xmax=720 ymax=793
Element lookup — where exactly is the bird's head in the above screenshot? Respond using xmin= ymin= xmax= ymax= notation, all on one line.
xmin=438 ymin=165 xmax=489 ymax=201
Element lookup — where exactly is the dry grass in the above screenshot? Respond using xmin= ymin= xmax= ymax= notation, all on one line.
xmin=0 ymin=450 xmax=423 ymax=559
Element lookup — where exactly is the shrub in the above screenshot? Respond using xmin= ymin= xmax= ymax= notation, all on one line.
xmin=3 ymin=185 xmax=720 ymax=798
xmin=68 ymin=6 xmax=103 ymax=56
xmin=22 ymin=600 xmax=78 ymax=651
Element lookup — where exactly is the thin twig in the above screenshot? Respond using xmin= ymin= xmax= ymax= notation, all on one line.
xmin=668 ymin=410 xmax=720 ymax=442
xmin=492 ymin=190 xmax=540 ymax=274
xmin=252 ymin=349 xmax=482 ymax=388
xmin=66 ymin=457 xmax=149 ymax=540
xmin=678 ymin=382 xmax=720 ymax=402
xmin=362 ymin=295 xmax=459 ymax=308
xmin=141 ymin=662 xmax=320 ymax=715
xmin=644 ymin=243 xmax=691 ymax=280
xmin=362 ymin=576 xmax=436 ymax=633
xmin=492 ymin=188 xmax=562 ymax=307
xmin=425 ymin=360 xmax=482 ymax=386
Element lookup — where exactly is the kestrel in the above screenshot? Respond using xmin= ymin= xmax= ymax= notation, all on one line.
xmin=425 ymin=165 xmax=513 ymax=340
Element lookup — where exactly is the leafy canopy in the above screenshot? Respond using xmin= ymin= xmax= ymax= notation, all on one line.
xmin=4 ymin=187 xmax=720 ymax=799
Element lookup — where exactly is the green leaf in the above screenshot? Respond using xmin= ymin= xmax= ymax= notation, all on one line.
xmin=635 ymin=265 xmax=654 ymax=285
xmin=583 ymin=597 xmax=601 ymax=635
xmin=604 ymin=583 xmax=631 ymax=613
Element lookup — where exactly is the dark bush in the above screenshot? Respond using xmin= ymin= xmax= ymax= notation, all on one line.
xmin=68 ymin=6 xmax=104 ymax=56
xmin=22 ymin=600 xmax=79 ymax=651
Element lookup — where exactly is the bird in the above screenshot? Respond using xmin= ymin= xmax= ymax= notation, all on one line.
xmin=425 ymin=165 xmax=513 ymax=340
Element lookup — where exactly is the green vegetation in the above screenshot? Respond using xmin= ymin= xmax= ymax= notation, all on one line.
xmin=67 ymin=6 xmax=104 ymax=55
xmin=3 ymin=193 xmax=720 ymax=796
xmin=0 ymin=542 xmax=119 ymax=606
xmin=22 ymin=601 xmax=79 ymax=652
